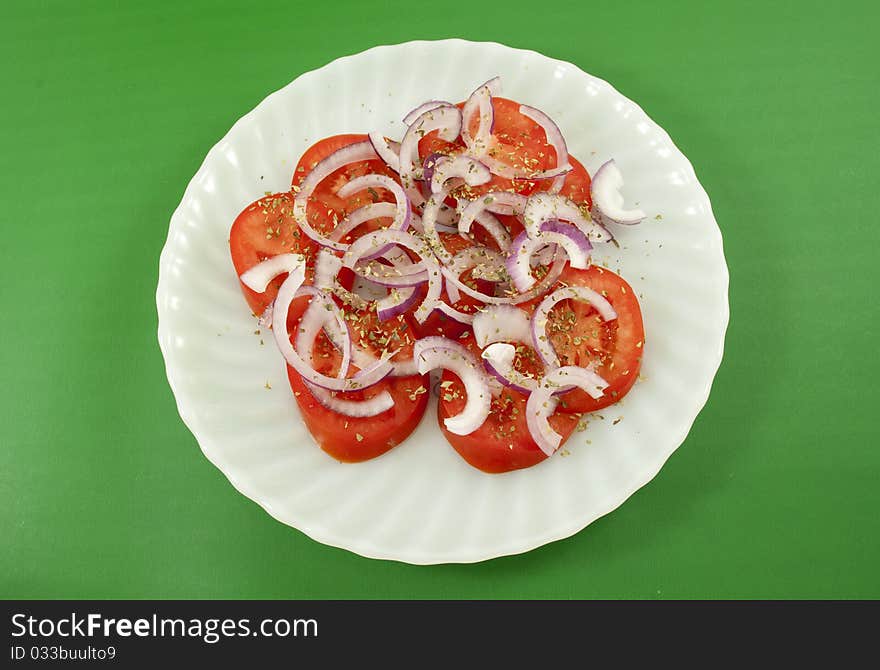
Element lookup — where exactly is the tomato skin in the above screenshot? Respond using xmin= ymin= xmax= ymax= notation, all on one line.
xmin=229 ymin=192 xmax=317 ymax=317
xmin=547 ymin=265 xmax=645 ymax=414
xmin=287 ymin=368 xmax=429 ymax=463
xmin=436 ymin=334 xmax=580 ymax=473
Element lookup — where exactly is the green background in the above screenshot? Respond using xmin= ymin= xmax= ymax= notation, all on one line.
xmin=2 ymin=0 xmax=877 ymax=599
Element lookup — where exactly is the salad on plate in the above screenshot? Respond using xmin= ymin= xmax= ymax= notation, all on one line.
xmin=228 ymin=77 xmax=646 ymax=474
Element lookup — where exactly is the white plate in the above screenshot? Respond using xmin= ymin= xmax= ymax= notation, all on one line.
xmin=157 ymin=39 xmax=728 ymax=564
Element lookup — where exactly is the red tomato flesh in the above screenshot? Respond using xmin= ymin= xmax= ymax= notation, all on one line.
xmin=229 ymin=192 xmax=317 ymax=317
xmin=544 ymin=265 xmax=645 ymax=413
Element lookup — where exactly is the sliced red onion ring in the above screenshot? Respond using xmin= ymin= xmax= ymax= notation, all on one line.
xmin=409 ymin=205 xmax=457 ymax=235
xmin=314 ymin=248 xmax=368 ymax=309
xmin=472 ymin=305 xmax=533 ymax=348
xmin=526 ymin=366 xmax=610 ymax=457
xmin=342 ymin=230 xmax=442 ymax=324
xmin=328 ymin=201 xmax=398 ymax=243
xmin=448 ymin=245 xmax=507 ymax=288
xmin=421 ymin=155 xmax=495 ymax=266
xmin=305 ymin=279 xmax=419 ymax=383
xmin=505 ymin=233 xmax=540 ymax=292
xmin=434 ymin=301 xmax=474 ymax=325
xmin=590 ymin=159 xmax=646 ymax=226
xmin=436 ymin=205 xmax=459 ymax=226
xmin=367 ymin=132 xmax=401 ymax=173
xmin=268 ymin=259 xmax=393 ymax=392
xmin=257 ymin=302 xmax=274 ymax=328
xmin=337 ymin=174 xmax=409 ymax=221
xmin=352 ymin=243 xmax=428 ymax=287
xmin=390 ymin=357 xmax=419 ymax=377
xmin=239 ymin=253 xmax=303 ymax=293
xmin=462 ymin=85 xmax=572 ymax=182
xmin=506 ymin=223 xmax=592 ymax=291
xmin=355 ymin=261 xmax=428 ymax=287
xmin=457 ymin=192 xmax=528 ymax=235
xmin=292 ymin=140 xmax=378 ymax=251
xmin=402 ymin=100 xmax=454 ymax=126
xmin=481 ymin=342 xmax=537 ymax=394
xmin=483 ymin=191 xmax=529 ymax=216
xmin=523 ymin=193 xmax=612 ymax=244
xmin=399 ymin=105 xmax=462 ymax=207
xmin=346 ymin=336 xmax=418 ymax=379
xmin=461 ymin=77 xmax=500 ymax=156
xmin=518 ymin=104 xmax=570 ymax=194
xmin=355 ymin=247 xmax=421 ymax=375
xmin=336 ymin=173 xmax=411 ymax=261
xmin=376 ymin=286 xmax=420 ymax=322
xmin=470 ymin=211 xmax=512 ymax=252
xmin=409 ymin=211 xmax=424 ymax=234
xmin=532 ymin=243 xmax=556 ymax=266
xmin=351 ymin=275 xmax=389 ymax=302
xmin=444 ymin=275 xmax=461 ymax=304
xmin=420 ymin=189 xmax=456 ymax=266
xmin=426 ymin=154 xmax=491 ymax=194
xmin=293 ymin=285 xmax=352 ymax=379
xmin=531 ymin=286 xmax=617 ymax=367
xmin=442 ymin=249 xmax=567 ymax=306
xmin=300 ymin=374 xmax=394 ymax=417
xmin=485 ymin=156 xmax=573 ymax=182
xmin=295 ymin=295 xmax=394 ymax=418
xmin=382 ymin=244 xmax=417 ymax=268
xmin=314 ymin=247 xmax=342 ymax=289
xmin=435 ymin=245 xmax=506 ymax=306
xmin=414 ymin=337 xmax=491 ymax=435
xmin=538 ymin=221 xmax=592 ymax=264
xmin=472 ymin=263 xmax=506 ymax=284
xmin=549 ymin=365 xmax=608 ymax=399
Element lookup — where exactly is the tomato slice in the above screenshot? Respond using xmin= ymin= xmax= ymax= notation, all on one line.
xmin=480 ymin=97 xmax=556 ymax=182
xmin=544 ymin=265 xmax=645 ymax=413
xmin=418 ymin=97 xmax=556 ymax=199
xmin=288 ymin=369 xmax=429 ymax=463
xmin=287 ymin=303 xmax=428 ymax=462
xmin=436 ymin=334 xmax=580 ymax=473
xmin=293 ymin=133 xmax=370 ymax=183
xmin=229 ymin=192 xmax=317 ymax=317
